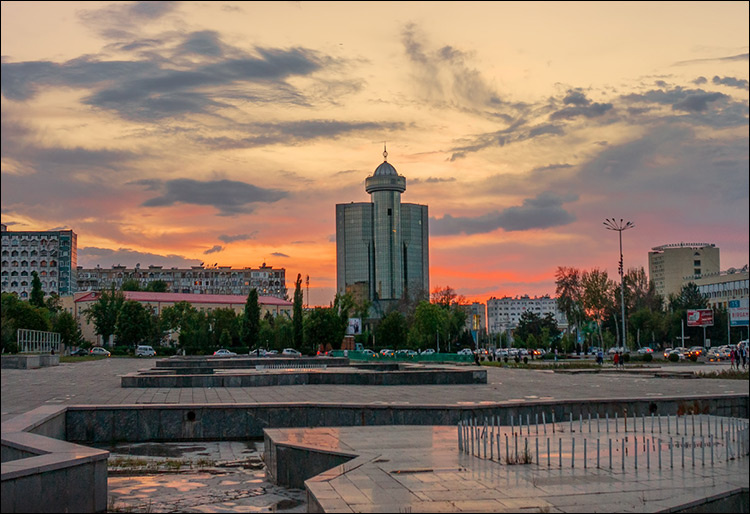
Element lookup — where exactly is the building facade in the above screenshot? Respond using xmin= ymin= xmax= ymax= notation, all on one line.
xmin=648 ymin=243 xmax=720 ymax=300
xmin=71 ymin=291 xmax=293 ymax=345
xmin=461 ymin=302 xmax=487 ymax=334
xmin=486 ymin=295 xmax=567 ymax=334
xmin=691 ymin=266 xmax=749 ymax=310
xmin=76 ymin=263 xmax=287 ymax=299
xmin=1 ymin=224 xmax=78 ymax=298
xmin=336 ymin=149 xmax=429 ymax=315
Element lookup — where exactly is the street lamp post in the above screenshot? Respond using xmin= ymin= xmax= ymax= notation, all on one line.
xmin=603 ymin=218 xmax=634 ymax=350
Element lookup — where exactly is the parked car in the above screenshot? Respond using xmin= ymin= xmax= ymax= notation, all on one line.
xmin=457 ymin=348 xmax=473 ymax=356
xmin=282 ymin=348 xmax=301 ymax=357
xmin=90 ymin=347 xmax=111 ymax=357
xmin=250 ymin=348 xmax=267 ymax=357
xmin=135 ymin=345 xmax=156 ymax=357
xmin=71 ymin=348 xmax=90 ymax=357
xmin=495 ymin=348 xmax=509 ymax=358
xmin=637 ymin=347 xmax=654 ymax=355
xmin=361 ymin=349 xmax=375 ymax=357
xmin=213 ymin=348 xmax=237 ymax=357
xmin=265 ymin=350 xmax=278 ymax=356
xmin=420 ymin=349 xmax=435 ymax=355
xmin=379 ymin=349 xmax=394 ymax=357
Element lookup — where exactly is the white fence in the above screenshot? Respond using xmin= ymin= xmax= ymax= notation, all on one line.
xmin=17 ymin=329 xmax=61 ymax=354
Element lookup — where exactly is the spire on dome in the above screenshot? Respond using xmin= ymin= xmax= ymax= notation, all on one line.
xmin=383 ymin=142 xmax=388 ymax=161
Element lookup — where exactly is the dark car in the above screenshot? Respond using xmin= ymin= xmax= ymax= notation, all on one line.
xmin=71 ymin=348 xmax=90 ymax=356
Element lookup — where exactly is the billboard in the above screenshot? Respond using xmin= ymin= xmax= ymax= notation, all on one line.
xmin=687 ymin=309 xmax=713 ymax=327
xmin=346 ymin=318 xmax=362 ymax=335
xmin=729 ymin=307 xmax=749 ymax=327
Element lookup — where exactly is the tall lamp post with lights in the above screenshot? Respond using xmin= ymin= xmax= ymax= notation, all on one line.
xmin=603 ymin=218 xmax=634 ymax=350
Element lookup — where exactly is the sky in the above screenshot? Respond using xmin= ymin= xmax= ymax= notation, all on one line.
xmin=1 ymin=1 xmax=748 ymax=307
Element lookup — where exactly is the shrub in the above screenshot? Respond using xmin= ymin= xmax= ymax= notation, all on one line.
xmin=504 ymin=356 xmax=509 ymax=363
xmin=668 ymin=352 xmax=679 ymax=363
xmin=523 ymin=356 xmax=529 ymax=364
xmin=688 ymin=354 xmax=698 ymax=362
xmin=622 ymin=353 xmax=630 ymax=363
xmin=643 ymin=353 xmax=653 ymax=363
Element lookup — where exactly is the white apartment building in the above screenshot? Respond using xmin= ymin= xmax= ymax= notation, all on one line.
xmin=76 ymin=263 xmax=287 ymax=299
xmin=648 ymin=243 xmax=720 ymax=300
xmin=691 ymin=266 xmax=749 ymax=310
xmin=1 ymin=224 xmax=78 ymax=298
xmin=486 ymin=295 xmax=567 ymax=334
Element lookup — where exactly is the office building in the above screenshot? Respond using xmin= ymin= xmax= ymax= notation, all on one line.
xmin=1 ymin=224 xmax=77 ymax=298
xmin=648 ymin=243 xmax=720 ymax=300
xmin=692 ymin=266 xmax=749 ymax=310
xmin=76 ymin=263 xmax=286 ymax=299
xmin=336 ymin=149 xmax=429 ymax=315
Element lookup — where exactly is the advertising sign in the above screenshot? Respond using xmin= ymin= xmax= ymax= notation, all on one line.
xmin=346 ymin=318 xmax=362 ymax=335
xmin=687 ymin=309 xmax=713 ymax=327
xmin=729 ymin=307 xmax=749 ymax=327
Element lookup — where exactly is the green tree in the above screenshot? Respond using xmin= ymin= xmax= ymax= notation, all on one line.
xmin=30 ymin=271 xmax=45 ymax=308
xmin=272 ymin=316 xmax=294 ymax=350
xmin=409 ymin=300 xmax=448 ymax=350
xmin=120 ymin=278 xmax=141 ymax=291
xmin=555 ymin=266 xmax=585 ymax=336
xmin=376 ymin=311 xmax=408 ymax=350
xmin=145 ymin=280 xmax=168 ymax=292
xmin=581 ymin=268 xmax=614 ymax=348
xmin=115 ymin=300 xmax=155 ymax=347
xmin=242 ymin=288 xmax=260 ymax=349
xmin=1 ymin=292 xmax=52 ymax=353
xmin=211 ymin=308 xmax=240 ymax=347
xmin=303 ymin=307 xmax=341 ymax=354
xmin=51 ymin=310 xmax=83 ymax=349
xmin=293 ymin=274 xmax=304 ymax=349
xmin=83 ymin=285 xmax=125 ymax=346
xmin=219 ymin=328 xmax=232 ymax=349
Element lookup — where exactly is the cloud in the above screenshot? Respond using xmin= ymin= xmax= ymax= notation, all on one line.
xmin=448 ymin=122 xmax=564 ymax=161
xmin=672 ymin=53 xmax=749 ymax=66
xmin=77 ymin=1 xmax=180 ymax=39
xmin=431 ymin=192 xmax=577 ymax=235
xmin=672 ymin=92 xmax=727 ymax=112
xmin=203 ymin=245 xmax=224 ymax=254
xmin=712 ymin=75 xmax=749 ymax=90
xmin=218 ymin=233 xmax=257 ymax=243
xmin=196 ymin=120 xmax=406 ymax=150
xmin=562 ymin=89 xmax=591 ymax=106
xmin=411 ymin=177 xmax=457 ymax=184
xmin=77 ymin=246 xmax=201 ymax=268
xmin=138 ymin=178 xmax=288 ymax=216
xmin=549 ymin=102 xmax=613 ymax=120
xmin=271 ymin=252 xmax=290 ymax=258
xmin=692 ymin=76 xmax=708 ymax=85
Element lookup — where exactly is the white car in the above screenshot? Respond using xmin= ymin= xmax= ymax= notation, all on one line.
xmin=361 ymin=349 xmax=375 ymax=357
xmin=379 ymin=349 xmax=394 ymax=357
xmin=213 ymin=348 xmax=237 ymax=357
xmin=421 ymin=349 xmax=435 ymax=355
xmin=457 ymin=348 xmax=473 ymax=356
xmin=90 ymin=347 xmax=111 ymax=357
xmin=495 ymin=349 xmax=509 ymax=358
xmin=282 ymin=348 xmax=301 ymax=357
xmin=135 ymin=345 xmax=156 ymax=357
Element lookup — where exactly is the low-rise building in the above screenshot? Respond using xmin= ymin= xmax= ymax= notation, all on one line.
xmin=691 ymin=266 xmax=749 ymax=310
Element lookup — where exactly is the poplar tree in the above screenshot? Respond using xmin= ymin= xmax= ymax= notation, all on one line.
xmin=30 ymin=271 xmax=45 ymax=308
xmin=242 ymin=288 xmax=260 ymax=349
xmin=293 ymin=274 xmax=303 ymax=349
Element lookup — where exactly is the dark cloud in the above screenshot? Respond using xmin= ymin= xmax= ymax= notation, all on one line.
xmin=203 ymin=245 xmax=224 ymax=255
xmin=549 ymin=102 xmax=613 ymax=121
xmin=78 ymin=1 xmax=180 ymax=39
xmin=431 ymin=192 xmax=577 ymax=235
xmin=138 ymin=179 xmax=288 ymax=216
xmin=218 ymin=233 xmax=257 ymax=243
xmin=692 ymin=76 xmax=708 ymax=85
xmin=176 ymin=31 xmax=225 ymax=57
xmin=449 ymin=122 xmax=564 ymax=161
xmin=271 ymin=252 xmax=290 ymax=258
xmin=531 ymin=163 xmax=573 ymax=173
xmin=672 ymin=53 xmax=749 ymax=66
xmin=411 ymin=177 xmax=457 ymax=184
xmin=196 ymin=120 xmax=406 ymax=150
xmin=562 ymin=89 xmax=590 ymax=106
xmin=712 ymin=76 xmax=749 ymax=90
xmin=77 ymin=246 xmax=201 ymax=269
xmin=672 ymin=92 xmax=727 ymax=112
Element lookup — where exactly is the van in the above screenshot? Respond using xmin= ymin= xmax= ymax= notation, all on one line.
xmin=135 ymin=345 xmax=156 ymax=357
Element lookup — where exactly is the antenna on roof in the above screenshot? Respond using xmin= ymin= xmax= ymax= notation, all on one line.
xmin=383 ymin=142 xmax=388 ymax=161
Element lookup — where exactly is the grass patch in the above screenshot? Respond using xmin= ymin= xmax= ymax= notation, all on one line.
xmin=695 ymin=369 xmax=749 ymax=380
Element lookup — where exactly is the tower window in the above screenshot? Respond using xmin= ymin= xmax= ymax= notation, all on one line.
xmin=387 ymin=208 xmax=392 ymax=216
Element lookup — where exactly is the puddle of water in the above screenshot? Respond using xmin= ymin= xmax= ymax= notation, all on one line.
xmin=105 ymin=441 xmax=307 ymax=513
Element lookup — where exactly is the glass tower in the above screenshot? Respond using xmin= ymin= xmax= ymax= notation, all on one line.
xmin=336 ymin=150 xmax=429 ymax=315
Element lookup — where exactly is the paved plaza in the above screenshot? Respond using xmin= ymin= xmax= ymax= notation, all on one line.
xmin=0 ymin=358 xmax=741 ymax=423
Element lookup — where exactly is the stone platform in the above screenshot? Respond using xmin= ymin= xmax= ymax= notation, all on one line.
xmin=265 ymin=415 xmax=750 ymax=513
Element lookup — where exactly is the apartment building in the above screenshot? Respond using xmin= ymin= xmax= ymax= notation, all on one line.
xmin=76 ymin=263 xmax=287 ymax=299
xmin=648 ymin=243 xmax=720 ymax=300
xmin=1 ymin=224 xmax=78 ymax=298
xmin=486 ymin=294 xmax=567 ymax=334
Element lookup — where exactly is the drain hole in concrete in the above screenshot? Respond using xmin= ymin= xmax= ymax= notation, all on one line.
xmin=186 ymin=411 xmax=196 ymax=422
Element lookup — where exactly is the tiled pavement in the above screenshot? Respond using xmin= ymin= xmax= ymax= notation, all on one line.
xmin=0 ymin=358 xmax=740 ymax=423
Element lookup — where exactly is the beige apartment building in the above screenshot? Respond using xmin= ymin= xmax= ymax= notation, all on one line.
xmin=648 ymin=243 xmax=720 ymax=300
xmin=691 ymin=266 xmax=749 ymax=310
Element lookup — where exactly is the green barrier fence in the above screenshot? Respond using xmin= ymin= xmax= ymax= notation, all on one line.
xmin=329 ymin=350 xmax=473 ymax=363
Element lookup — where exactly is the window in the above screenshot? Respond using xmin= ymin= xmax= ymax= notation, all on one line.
xmin=694 ymin=269 xmax=701 ymax=275
xmin=694 ymin=260 xmax=701 ymax=266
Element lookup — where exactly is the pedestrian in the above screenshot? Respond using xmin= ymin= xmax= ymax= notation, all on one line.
xmin=730 ymin=347 xmax=736 ymax=370
xmin=742 ymin=345 xmax=748 ymax=370
xmin=613 ymin=351 xmax=619 ymax=368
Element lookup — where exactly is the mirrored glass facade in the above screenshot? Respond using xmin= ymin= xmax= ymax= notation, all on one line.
xmin=336 ymin=157 xmax=429 ymax=315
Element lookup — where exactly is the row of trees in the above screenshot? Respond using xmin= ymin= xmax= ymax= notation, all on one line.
xmin=554 ymin=266 xmax=741 ymax=350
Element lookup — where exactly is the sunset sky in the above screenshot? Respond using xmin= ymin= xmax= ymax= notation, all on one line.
xmin=2 ymin=1 xmax=748 ymax=306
